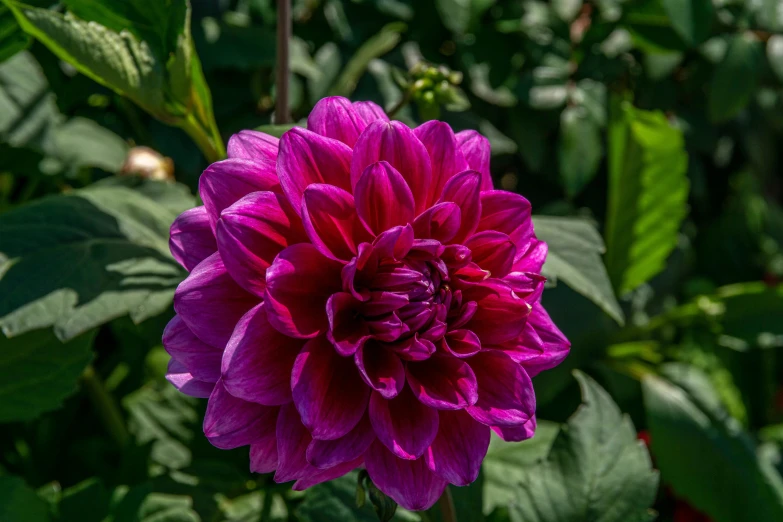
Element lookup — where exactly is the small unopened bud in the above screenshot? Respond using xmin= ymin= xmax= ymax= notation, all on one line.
xmin=120 ymin=146 xmax=174 ymax=181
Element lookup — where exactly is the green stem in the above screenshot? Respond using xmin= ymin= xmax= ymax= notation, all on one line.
xmin=438 ymin=486 xmax=457 ymax=522
xmin=180 ymin=113 xmax=225 ymax=163
xmin=81 ymin=365 xmax=129 ymax=448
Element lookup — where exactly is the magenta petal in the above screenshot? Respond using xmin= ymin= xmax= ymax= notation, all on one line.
xmin=365 ymin=440 xmax=447 ymax=511
xmin=169 ymin=206 xmax=217 ymax=271
xmin=414 ymin=120 xmax=469 ymax=206
xmin=466 ymin=351 xmax=535 ymax=427
xmin=426 ymin=410 xmax=490 ymax=485
xmin=307 ymin=96 xmax=367 ymax=147
xmin=388 ymin=335 xmax=436 ymax=362
xmin=350 ymin=121 xmax=432 ymax=213
xmin=369 ymin=386 xmax=439 ymax=460
xmin=412 ymin=202 xmax=462 ymax=243
xmin=353 ymin=100 xmax=389 ymax=124
xmin=442 ymin=329 xmax=481 ymax=358
xmin=275 ymin=403 xmax=313 ymax=482
xmin=292 ymin=336 xmax=370 ymax=440
xmin=455 ymin=130 xmax=492 ymax=191
xmin=478 ymin=191 xmax=533 ymax=250
xmin=277 ymin=127 xmax=353 ymax=214
xmin=200 ymin=159 xmax=280 ymax=231
xmin=163 ymin=315 xmax=221 ymax=382
xmin=354 ymin=341 xmax=406 ymax=399
xmin=217 ymin=191 xmax=306 ymax=297
xmin=265 ymin=244 xmax=343 ymax=338
xmin=461 ymin=279 xmax=531 ymax=345
xmin=513 ymin=238 xmax=548 ymax=273
xmin=166 ymin=360 xmax=215 ymax=398
xmin=492 ymin=415 xmax=536 ymax=442
xmin=354 ymin=161 xmax=415 ymax=234
xmin=302 ymin=184 xmax=370 ymax=261
xmin=227 ymin=130 xmax=279 ymax=163
xmin=306 ymin=414 xmax=375 ymax=469
xmin=222 ymin=304 xmax=305 ymax=406
xmin=518 ymin=303 xmax=570 ymax=377
xmin=174 ymin=252 xmax=259 ymax=348
xmin=406 ymin=354 xmax=478 ymax=410
xmin=464 ymin=230 xmax=516 ymax=278
xmin=203 ymin=382 xmax=279 ymax=449
xmin=438 ymin=170 xmax=482 ymax=243
xmin=250 ymin=435 xmax=279 ymax=473
xmin=326 ymin=292 xmax=370 ymax=356
xmin=372 ymin=225 xmax=414 ymax=260
xmin=292 ymin=457 xmax=363 ymax=491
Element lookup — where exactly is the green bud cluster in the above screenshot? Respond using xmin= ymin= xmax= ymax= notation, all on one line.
xmin=408 ymin=62 xmax=467 ymax=120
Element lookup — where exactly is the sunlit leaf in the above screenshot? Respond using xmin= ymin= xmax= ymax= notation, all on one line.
xmin=604 ymin=99 xmax=688 ymax=296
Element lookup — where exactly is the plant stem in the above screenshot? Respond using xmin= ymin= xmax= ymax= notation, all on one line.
xmin=275 ymin=0 xmax=292 ymax=124
xmin=81 ymin=365 xmax=129 ymax=448
xmin=438 ymin=486 xmax=457 ymax=522
xmin=180 ymin=113 xmax=224 ymax=164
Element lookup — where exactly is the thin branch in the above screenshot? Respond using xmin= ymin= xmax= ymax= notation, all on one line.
xmin=275 ymin=0 xmax=292 ymax=124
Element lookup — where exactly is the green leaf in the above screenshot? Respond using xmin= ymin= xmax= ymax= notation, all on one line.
xmin=3 ymin=0 xmax=224 ymax=161
xmin=660 ymin=0 xmax=713 ymax=47
xmin=0 ymin=50 xmax=60 ymax=152
xmin=604 ymin=100 xmax=688 ymax=296
xmin=708 ymin=32 xmax=763 ymax=123
xmin=329 ymin=22 xmax=406 ymax=98
xmin=534 ymin=216 xmax=625 ymax=325
xmin=0 ymin=184 xmax=188 ymax=341
xmin=483 ymin=422 xmax=559 ymax=513
xmin=508 ymin=372 xmax=659 ymax=522
xmin=558 ymin=106 xmax=602 ymax=198
xmin=0 ymin=51 xmax=128 ymax=172
xmin=0 ymin=327 xmax=95 ymax=422
xmin=53 ymin=117 xmax=129 ymax=172
xmin=296 ymin=471 xmax=417 ymax=522
xmin=0 ymin=475 xmax=51 ymax=522
xmin=0 ymin=3 xmax=29 ymax=63
xmin=643 ymin=366 xmax=783 ymax=522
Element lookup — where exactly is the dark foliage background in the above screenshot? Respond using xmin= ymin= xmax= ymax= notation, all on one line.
xmin=1 ymin=1 xmax=783 ymax=521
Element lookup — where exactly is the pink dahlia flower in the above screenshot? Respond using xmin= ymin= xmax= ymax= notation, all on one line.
xmin=164 ymin=97 xmax=569 ymax=510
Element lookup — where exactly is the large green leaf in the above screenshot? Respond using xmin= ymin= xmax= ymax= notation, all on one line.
xmin=0 ymin=51 xmax=128 ymax=173
xmin=0 ymin=183 xmax=189 ymax=341
xmin=708 ymin=32 xmax=763 ymax=123
xmin=0 ymin=475 xmax=51 ymax=522
xmin=483 ymin=422 xmax=559 ymax=513
xmin=643 ymin=365 xmax=783 ymax=522
xmin=660 ymin=0 xmax=713 ymax=47
xmin=604 ymin=100 xmax=688 ymax=296
xmin=0 ymin=327 xmax=95 ymax=422
xmin=3 ymin=0 xmax=223 ymax=160
xmin=0 ymin=3 xmax=29 ymax=63
xmin=558 ymin=105 xmax=602 ymax=199
xmin=508 ymin=372 xmax=659 ymax=522
xmin=534 ymin=216 xmax=624 ymax=325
